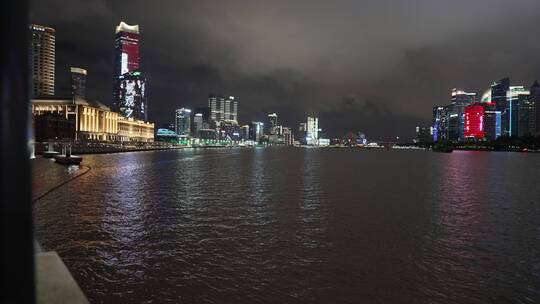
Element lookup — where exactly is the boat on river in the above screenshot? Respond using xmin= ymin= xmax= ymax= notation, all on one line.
xmin=54 ymin=144 xmax=83 ymax=165
xmin=42 ymin=141 xmax=60 ymax=158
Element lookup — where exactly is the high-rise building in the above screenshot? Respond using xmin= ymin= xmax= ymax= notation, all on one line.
xmin=112 ymin=22 xmax=148 ymax=121
xmin=517 ymin=94 xmax=536 ymax=137
xmin=70 ymin=67 xmax=87 ymax=99
xmin=464 ymin=104 xmax=485 ymax=139
xmin=240 ymin=125 xmax=250 ymax=140
xmin=29 ymin=24 xmax=55 ymax=97
xmin=113 ymin=70 xmax=148 ymax=121
xmin=483 ymin=102 xmax=501 ymax=141
xmin=114 ymin=21 xmax=140 ymax=78
xmin=222 ymin=96 xmax=238 ymax=122
xmin=282 ymin=127 xmax=294 ymax=146
xmin=208 ymin=94 xmax=224 ymax=122
xmin=193 ymin=113 xmax=203 ymax=137
xmin=506 ymin=86 xmax=529 ymax=137
xmin=175 ymin=108 xmax=191 ymax=136
xmin=306 ymin=117 xmax=319 ymax=145
xmin=208 ymin=94 xmax=237 ymax=123
xmin=530 ymin=80 xmax=540 ymax=136
xmin=232 ymin=97 xmax=238 ymax=122
xmin=267 ymin=113 xmax=278 ymax=134
xmin=449 ymin=88 xmax=476 ymax=140
xmin=490 ymin=78 xmax=510 ymax=135
xmin=250 ymin=122 xmax=264 ymax=142
xmin=432 ymin=106 xmax=450 ymax=142
xmin=194 ymin=106 xmax=211 ymax=122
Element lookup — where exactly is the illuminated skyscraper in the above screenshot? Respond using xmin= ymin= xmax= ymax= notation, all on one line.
xmin=208 ymin=94 xmax=224 ymax=122
xmin=175 ymin=108 xmax=192 ymax=136
xmin=193 ymin=113 xmax=203 ymax=137
xmin=306 ymin=117 xmax=319 ymax=145
xmin=483 ymin=102 xmax=501 ymax=140
xmin=267 ymin=113 xmax=278 ymax=134
xmin=70 ymin=67 xmax=87 ymax=99
xmin=29 ymin=24 xmax=55 ymax=97
xmin=449 ymin=88 xmax=476 ymax=140
xmin=250 ymin=122 xmax=264 ymax=142
xmin=530 ymin=80 xmax=540 ymax=136
xmin=114 ymin=21 xmax=140 ymax=78
xmin=517 ymin=93 xmax=535 ymax=137
xmin=464 ymin=104 xmax=485 ymax=139
xmin=208 ymin=94 xmax=237 ymax=123
xmin=112 ymin=22 xmax=148 ymax=121
xmin=282 ymin=127 xmax=294 ymax=146
xmin=113 ymin=70 xmax=147 ymax=121
xmin=506 ymin=86 xmax=529 ymax=137
xmin=240 ymin=125 xmax=250 ymax=140
xmin=490 ymin=78 xmax=510 ymax=135
xmin=432 ymin=106 xmax=450 ymax=142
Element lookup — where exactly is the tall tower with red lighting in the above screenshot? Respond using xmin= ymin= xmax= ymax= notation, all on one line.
xmin=464 ymin=104 xmax=485 ymax=139
xmin=114 ymin=21 xmax=140 ymax=78
xmin=112 ymin=21 xmax=148 ymax=121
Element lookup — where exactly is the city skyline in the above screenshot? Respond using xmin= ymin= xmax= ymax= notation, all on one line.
xmin=29 ymin=0 xmax=540 ymax=139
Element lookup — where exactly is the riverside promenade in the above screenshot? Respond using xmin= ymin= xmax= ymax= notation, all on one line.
xmin=32 ymin=157 xmax=90 ymax=303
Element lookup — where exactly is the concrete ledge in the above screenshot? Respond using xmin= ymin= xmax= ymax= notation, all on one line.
xmin=36 ymin=251 xmax=89 ymax=304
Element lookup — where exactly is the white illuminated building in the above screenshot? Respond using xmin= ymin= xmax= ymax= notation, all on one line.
xmin=306 ymin=117 xmax=319 ymax=145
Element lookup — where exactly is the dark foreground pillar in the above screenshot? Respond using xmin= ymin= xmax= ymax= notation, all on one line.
xmin=0 ymin=0 xmax=35 ymax=303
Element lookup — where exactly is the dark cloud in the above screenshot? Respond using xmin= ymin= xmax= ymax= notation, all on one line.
xmin=30 ymin=0 xmax=540 ymax=139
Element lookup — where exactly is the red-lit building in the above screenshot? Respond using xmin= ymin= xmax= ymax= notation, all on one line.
xmin=464 ymin=103 xmax=485 ymax=139
xmin=114 ymin=21 xmax=140 ymax=78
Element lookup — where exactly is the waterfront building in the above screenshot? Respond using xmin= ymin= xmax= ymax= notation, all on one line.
xmin=464 ymin=103 xmax=485 ymax=139
xmin=483 ymin=102 xmax=501 ymax=141
xmin=267 ymin=113 xmax=278 ymax=134
xmin=112 ymin=70 xmax=148 ymax=121
xmin=449 ymin=88 xmax=476 ymax=140
xmin=117 ymin=116 xmax=154 ymax=142
xmin=155 ymin=128 xmax=179 ymax=143
xmin=318 ymin=138 xmax=330 ymax=146
xmin=490 ymin=78 xmax=510 ymax=135
xmin=517 ymin=94 xmax=536 ymax=137
xmin=357 ymin=132 xmax=367 ymax=145
xmin=240 ymin=125 xmax=250 ymax=140
xmin=175 ymin=108 xmax=191 ymax=136
xmin=432 ymin=106 xmax=450 ymax=142
xmin=198 ymin=129 xmax=217 ymax=140
xmin=70 ymin=67 xmax=87 ymax=99
xmin=112 ymin=22 xmax=148 ymax=121
xmin=531 ymin=80 xmax=540 ymax=136
xmin=306 ymin=117 xmax=319 ymax=145
xmin=208 ymin=94 xmax=237 ymax=123
xmin=194 ymin=106 xmax=211 ymax=122
xmin=218 ymin=120 xmax=240 ymax=140
xmin=223 ymin=96 xmax=238 ymax=122
xmin=232 ymin=97 xmax=238 ymax=122
xmin=506 ymin=86 xmax=529 ymax=137
xmin=414 ymin=126 xmax=432 ymax=143
xmin=250 ymin=121 xmax=264 ymax=142
xmin=114 ymin=21 xmax=140 ymax=78
xmin=31 ymin=97 xmax=153 ymax=142
xmin=282 ymin=127 xmax=294 ymax=145
xmin=33 ymin=113 xmax=76 ymax=141
xmin=208 ymin=94 xmax=224 ymax=122
xmin=29 ymin=24 xmax=55 ymax=97
xmin=193 ymin=113 xmax=203 ymax=138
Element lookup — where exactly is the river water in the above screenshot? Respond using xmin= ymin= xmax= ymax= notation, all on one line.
xmin=33 ymin=148 xmax=540 ymax=303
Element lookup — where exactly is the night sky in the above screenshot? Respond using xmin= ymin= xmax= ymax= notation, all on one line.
xmin=30 ymin=0 xmax=540 ymax=140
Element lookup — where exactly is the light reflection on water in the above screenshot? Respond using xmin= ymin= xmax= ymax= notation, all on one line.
xmin=33 ymin=149 xmax=540 ymax=303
